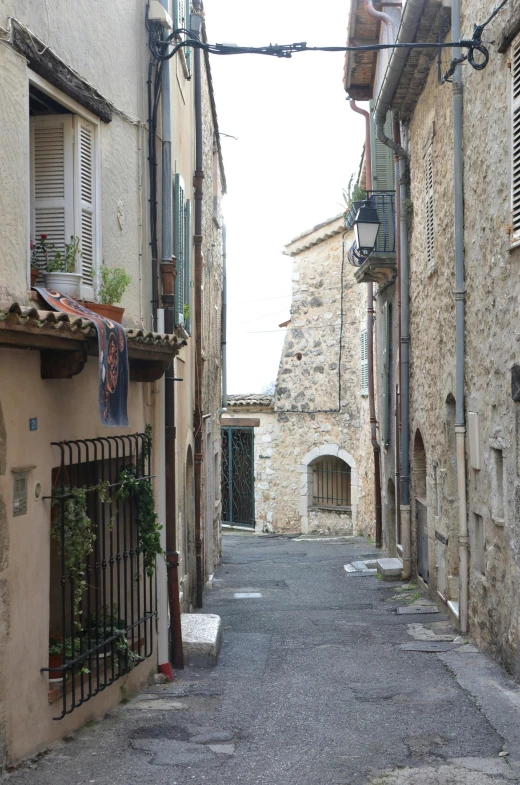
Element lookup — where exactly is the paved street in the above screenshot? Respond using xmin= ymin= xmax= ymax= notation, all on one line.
xmin=9 ymin=534 xmax=520 ymax=784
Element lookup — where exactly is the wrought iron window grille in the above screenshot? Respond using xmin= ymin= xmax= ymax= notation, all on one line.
xmin=311 ymin=457 xmax=352 ymax=510
xmin=43 ymin=433 xmax=158 ymax=720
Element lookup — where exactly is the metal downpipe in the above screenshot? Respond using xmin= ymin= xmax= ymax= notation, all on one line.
xmin=452 ymin=0 xmax=468 ymax=634
xmin=159 ymin=0 xmax=183 ymax=670
xmin=348 ymin=100 xmax=381 ymax=546
xmin=192 ymin=1 xmax=204 ymax=609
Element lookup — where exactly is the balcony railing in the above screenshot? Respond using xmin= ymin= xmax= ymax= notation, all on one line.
xmin=345 ymin=191 xmax=396 ymax=268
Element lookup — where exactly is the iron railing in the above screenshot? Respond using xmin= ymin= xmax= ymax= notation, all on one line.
xmin=311 ymin=457 xmax=351 ymax=509
xmin=346 ymin=191 xmax=396 ymax=267
xmin=44 ymin=433 xmax=157 ymax=719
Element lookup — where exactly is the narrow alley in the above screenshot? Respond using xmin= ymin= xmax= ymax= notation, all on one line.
xmin=8 ymin=534 xmax=520 ymax=785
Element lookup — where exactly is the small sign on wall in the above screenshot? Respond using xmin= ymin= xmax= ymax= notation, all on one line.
xmin=29 ymin=418 xmax=37 ymax=431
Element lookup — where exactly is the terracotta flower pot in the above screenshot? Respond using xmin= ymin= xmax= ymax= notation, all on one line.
xmin=30 ymin=268 xmax=39 ymax=287
xmin=84 ymin=302 xmax=125 ymax=323
xmin=48 ymin=653 xmax=63 ymax=679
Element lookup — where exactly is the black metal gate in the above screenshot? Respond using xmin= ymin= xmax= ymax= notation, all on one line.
xmin=221 ymin=427 xmax=255 ymax=528
xmin=44 ymin=433 xmax=157 ymax=719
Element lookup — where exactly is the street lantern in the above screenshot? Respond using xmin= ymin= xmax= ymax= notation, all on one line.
xmin=353 ymin=200 xmax=381 ymax=257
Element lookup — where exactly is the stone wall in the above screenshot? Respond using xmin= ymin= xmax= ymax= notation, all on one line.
xmin=266 ymin=220 xmax=375 ymax=535
xmin=387 ymin=0 xmax=520 ymax=674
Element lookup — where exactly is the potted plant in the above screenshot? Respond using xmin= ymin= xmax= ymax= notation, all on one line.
xmin=48 ymin=635 xmax=83 ymax=679
xmin=85 ymin=267 xmax=131 ymax=322
xmin=43 ymin=235 xmax=83 ymax=298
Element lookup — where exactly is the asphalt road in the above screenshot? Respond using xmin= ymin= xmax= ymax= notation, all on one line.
xmin=8 ymin=533 xmax=520 ymax=784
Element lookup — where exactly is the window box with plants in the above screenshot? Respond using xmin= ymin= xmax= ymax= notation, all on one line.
xmin=85 ymin=266 xmax=131 ymax=322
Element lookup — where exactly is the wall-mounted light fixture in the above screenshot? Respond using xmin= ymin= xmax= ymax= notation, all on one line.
xmin=353 ymin=200 xmax=381 ymax=258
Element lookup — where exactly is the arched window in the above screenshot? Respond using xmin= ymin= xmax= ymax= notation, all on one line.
xmin=311 ymin=456 xmax=351 ymax=509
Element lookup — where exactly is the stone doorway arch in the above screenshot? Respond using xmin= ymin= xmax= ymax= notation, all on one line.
xmin=297 ymin=444 xmax=358 ymax=534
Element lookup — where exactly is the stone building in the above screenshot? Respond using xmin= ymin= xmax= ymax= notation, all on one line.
xmin=0 ymin=0 xmax=224 ymax=765
xmin=246 ymin=217 xmax=376 ymax=536
xmin=344 ymin=0 xmax=520 ymax=676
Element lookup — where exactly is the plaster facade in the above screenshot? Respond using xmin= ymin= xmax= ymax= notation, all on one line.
xmin=0 ymin=0 xmax=225 ymax=764
xmin=265 ymin=218 xmax=375 ymax=536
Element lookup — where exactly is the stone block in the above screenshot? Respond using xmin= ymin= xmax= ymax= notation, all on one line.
xmin=376 ymin=558 xmax=403 ymax=581
xmin=181 ymin=613 xmax=222 ymax=667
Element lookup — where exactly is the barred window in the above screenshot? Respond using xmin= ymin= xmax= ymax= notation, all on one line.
xmin=312 ymin=456 xmax=351 ymax=509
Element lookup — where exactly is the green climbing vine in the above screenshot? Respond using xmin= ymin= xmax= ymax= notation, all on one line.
xmin=51 ymin=486 xmax=96 ymax=623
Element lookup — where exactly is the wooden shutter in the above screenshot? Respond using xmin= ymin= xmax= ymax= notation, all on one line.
xmin=74 ymin=116 xmax=96 ymax=294
xmin=425 ymin=145 xmax=434 ymax=271
xmin=30 ymin=115 xmax=74 ymax=271
xmin=360 ymin=327 xmax=368 ymax=396
xmin=381 ymin=303 xmax=391 ymax=447
xmin=512 ymin=38 xmax=520 ymax=238
xmin=184 ymin=198 xmax=192 ymax=334
xmin=174 ymin=173 xmax=185 ymax=326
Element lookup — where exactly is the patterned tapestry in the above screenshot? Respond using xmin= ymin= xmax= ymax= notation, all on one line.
xmin=35 ymin=288 xmax=129 ymax=427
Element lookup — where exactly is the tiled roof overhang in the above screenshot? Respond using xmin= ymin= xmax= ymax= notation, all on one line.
xmin=0 ymin=303 xmax=188 ymax=380
xmin=343 ymin=0 xmax=382 ymax=99
xmin=388 ymin=0 xmax=451 ymax=121
xmin=226 ymin=394 xmax=274 ymax=409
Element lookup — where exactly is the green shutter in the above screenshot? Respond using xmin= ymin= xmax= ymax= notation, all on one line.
xmin=174 ymin=173 xmax=185 ymax=326
xmin=369 ymin=102 xmax=395 ymax=253
xmin=184 ymin=198 xmax=192 ymax=334
xmin=369 ymin=101 xmax=394 ymax=191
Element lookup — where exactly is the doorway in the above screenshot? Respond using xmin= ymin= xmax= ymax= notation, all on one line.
xmin=413 ymin=429 xmax=429 ymax=583
xmin=221 ymin=427 xmax=255 ymax=528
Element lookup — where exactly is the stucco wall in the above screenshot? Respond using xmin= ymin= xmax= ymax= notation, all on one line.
xmin=267 ymin=228 xmax=374 ymax=535
xmin=0 ymin=2 xmax=150 ymax=325
xmin=0 ymin=348 xmax=156 ymax=763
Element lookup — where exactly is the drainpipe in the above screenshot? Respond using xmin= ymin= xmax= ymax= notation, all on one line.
xmin=364 ymin=0 xmax=395 ymax=44
xmin=393 ymin=117 xmax=402 ymax=555
xmin=452 ymin=0 xmax=468 ymax=634
xmin=219 ymin=221 xmax=228 ymax=414
xmin=373 ymin=0 xmax=426 ymax=578
xmin=192 ymin=0 xmax=204 ymax=609
xmin=159 ymin=0 xmax=183 ymax=670
xmin=348 ymin=100 xmax=381 ymax=547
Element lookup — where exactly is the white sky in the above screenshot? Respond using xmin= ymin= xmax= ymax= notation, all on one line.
xmin=204 ymin=0 xmax=365 ymax=394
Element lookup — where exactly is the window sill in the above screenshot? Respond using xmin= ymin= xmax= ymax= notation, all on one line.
xmin=510 ymin=236 xmax=520 ymax=251
xmin=309 ymin=505 xmax=352 ymax=513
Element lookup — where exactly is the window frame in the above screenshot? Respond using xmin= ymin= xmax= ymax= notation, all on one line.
xmin=28 ymin=72 xmax=101 ymax=299
xmin=311 ymin=456 xmax=352 ymax=511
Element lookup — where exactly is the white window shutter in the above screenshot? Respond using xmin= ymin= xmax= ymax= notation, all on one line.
xmin=512 ymin=38 xmax=520 ymax=239
xmin=30 ymin=115 xmax=74 ymax=272
xmin=425 ymin=146 xmax=434 ymax=271
xmin=74 ymin=116 xmax=96 ymax=297
xmin=360 ymin=327 xmax=368 ymax=397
